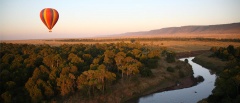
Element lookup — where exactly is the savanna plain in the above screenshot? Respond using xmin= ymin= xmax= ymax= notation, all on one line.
xmin=1 ymin=34 xmax=240 ymax=103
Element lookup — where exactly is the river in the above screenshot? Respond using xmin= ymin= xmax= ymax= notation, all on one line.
xmin=137 ymin=57 xmax=216 ymax=103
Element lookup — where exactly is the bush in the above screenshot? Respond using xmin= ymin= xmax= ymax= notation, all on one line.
xmin=146 ymin=59 xmax=158 ymax=69
xmin=166 ymin=52 xmax=176 ymax=63
xmin=196 ymin=76 xmax=204 ymax=82
xmin=167 ymin=67 xmax=175 ymax=72
xmin=130 ymin=39 xmax=135 ymax=43
xmin=140 ymin=67 xmax=153 ymax=77
xmin=184 ymin=59 xmax=188 ymax=63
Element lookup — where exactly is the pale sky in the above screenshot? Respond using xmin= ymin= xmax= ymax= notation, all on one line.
xmin=0 ymin=0 xmax=240 ymax=40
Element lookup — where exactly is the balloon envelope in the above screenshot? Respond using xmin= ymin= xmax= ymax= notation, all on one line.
xmin=40 ymin=8 xmax=59 ymax=32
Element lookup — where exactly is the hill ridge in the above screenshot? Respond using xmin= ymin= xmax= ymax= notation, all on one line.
xmin=120 ymin=22 xmax=240 ymax=36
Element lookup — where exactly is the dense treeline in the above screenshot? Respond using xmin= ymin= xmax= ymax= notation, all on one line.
xmin=206 ymin=45 xmax=240 ymax=103
xmin=0 ymin=42 xmax=166 ymax=102
xmin=51 ymin=37 xmax=240 ymax=43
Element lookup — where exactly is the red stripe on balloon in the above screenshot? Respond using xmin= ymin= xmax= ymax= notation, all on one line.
xmin=40 ymin=9 xmax=47 ymax=28
xmin=50 ymin=9 xmax=54 ymax=29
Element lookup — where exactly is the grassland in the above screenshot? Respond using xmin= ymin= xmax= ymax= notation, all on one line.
xmin=2 ymin=37 xmax=240 ymax=53
xmin=1 ymin=36 xmax=239 ymax=102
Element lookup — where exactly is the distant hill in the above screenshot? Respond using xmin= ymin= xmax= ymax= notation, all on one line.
xmin=119 ymin=22 xmax=240 ymax=36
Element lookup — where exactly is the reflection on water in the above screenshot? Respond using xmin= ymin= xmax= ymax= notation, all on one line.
xmin=138 ymin=57 xmax=216 ymax=103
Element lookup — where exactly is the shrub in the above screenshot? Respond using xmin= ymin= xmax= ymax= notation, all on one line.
xmin=166 ymin=52 xmax=176 ymax=63
xmin=146 ymin=59 xmax=158 ymax=69
xmin=140 ymin=67 xmax=153 ymax=77
xmin=167 ymin=67 xmax=175 ymax=72
xmin=130 ymin=39 xmax=135 ymax=43
xmin=196 ymin=76 xmax=204 ymax=82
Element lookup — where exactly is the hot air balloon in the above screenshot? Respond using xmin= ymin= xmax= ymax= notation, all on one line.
xmin=40 ymin=8 xmax=59 ymax=32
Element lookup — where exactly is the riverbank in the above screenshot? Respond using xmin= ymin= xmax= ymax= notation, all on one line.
xmin=125 ymin=58 xmax=204 ymax=103
xmin=63 ymin=57 xmax=199 ymax=103
xmin=192 ymin=51 xmax=227 ymax=73
xmin=125 ymin=75 xmax=200 ymax=102
xmin=136 ymin=57 xmax=217 ymax=103
xmin=192 ymin=51 xmax=226 ymax=103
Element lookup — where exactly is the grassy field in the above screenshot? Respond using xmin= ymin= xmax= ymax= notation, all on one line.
xmin=2 ymin=38 xmax=240 ymax=53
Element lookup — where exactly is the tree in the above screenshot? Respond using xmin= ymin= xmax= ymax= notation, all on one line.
xmin=227 ymin=45 xmax=235 ymax=55
xmin=1 ymin=54 xmax=14 ymax=64
xmin=53 ymin=54 xmax=63 ymax=68
xmin=77 ymin=70 xmax=98 ymax=97
xmin=148 ymin=50 xmax=160 ymax=59
xmin=132 ymin=49 xmax=142 ymax=59
xmin=77 ymin=65 xmax=116 ymax=96
xmin=103 ymin=50 xmax=115 ymax=64
xmin=43 ymin=54 xmax=55 ymax=68
xmin=96 ymin=64 xmax=116 ymax=94
xmin=25 ymin=78 xmax=43 ymax=103
xmin=57 ymin=66 xmax=77 ymax=96
xmin=115 ymin=52 xmax=126 ymax=76
xmin=68 ymin=53 xmax=84 ymax=65
xmin=57 ymin=73 xmax=76 ymax=96
xmin=103 ymin=50 xmax=115 ymax=71
xmin=90 ymin=58 xmax=100 ymax=70
xmin=1 ymin=91 xmax=12 ymax=103
xmin=36 ymin=79 xmax=54 ymax=99
xmin=5 ymin=81 xmax=16 ymax=91
xmin=124 ymin=57 xmax=141 ymax=77
xmin=130 ymin=39 xmax=135 ymax=43
xmin=82 ymin=54 xmax=93 ymax=64
xmin=166 ymin=52 xmax=176 ymax=63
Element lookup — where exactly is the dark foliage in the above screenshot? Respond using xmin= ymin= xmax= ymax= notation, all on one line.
xmin=207 ymin=45 xmax=240 ymax=103
xmin=166 ymin=52 xmax=176 ymax=63
xmin=0 ymin=42 xmax=163 ymax=102
xmin=139 ymin=67 xmax=153 ymax=77
xmin=167 ymin=67 xmax=175 ymax=73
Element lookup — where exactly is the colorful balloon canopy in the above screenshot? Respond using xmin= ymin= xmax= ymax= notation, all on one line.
xmin=40 ymin=8 xmax=59 ymax=32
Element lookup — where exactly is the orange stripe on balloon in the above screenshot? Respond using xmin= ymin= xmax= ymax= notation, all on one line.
xmin=43 ymin=9 xmax=50 ymax=30
xmin=46 ymin=8 xmax=51 ymax=29
xmin=45 ymin=8 xmax=52 ymax=30
xmin=51 ymin=9 xmax=59 ymax=29
xmin=51 ymin=10 xmax=55 ymax=28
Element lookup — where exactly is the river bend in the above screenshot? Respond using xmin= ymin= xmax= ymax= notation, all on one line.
xmin=138 ymin=57 xmax=216 ymax=103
